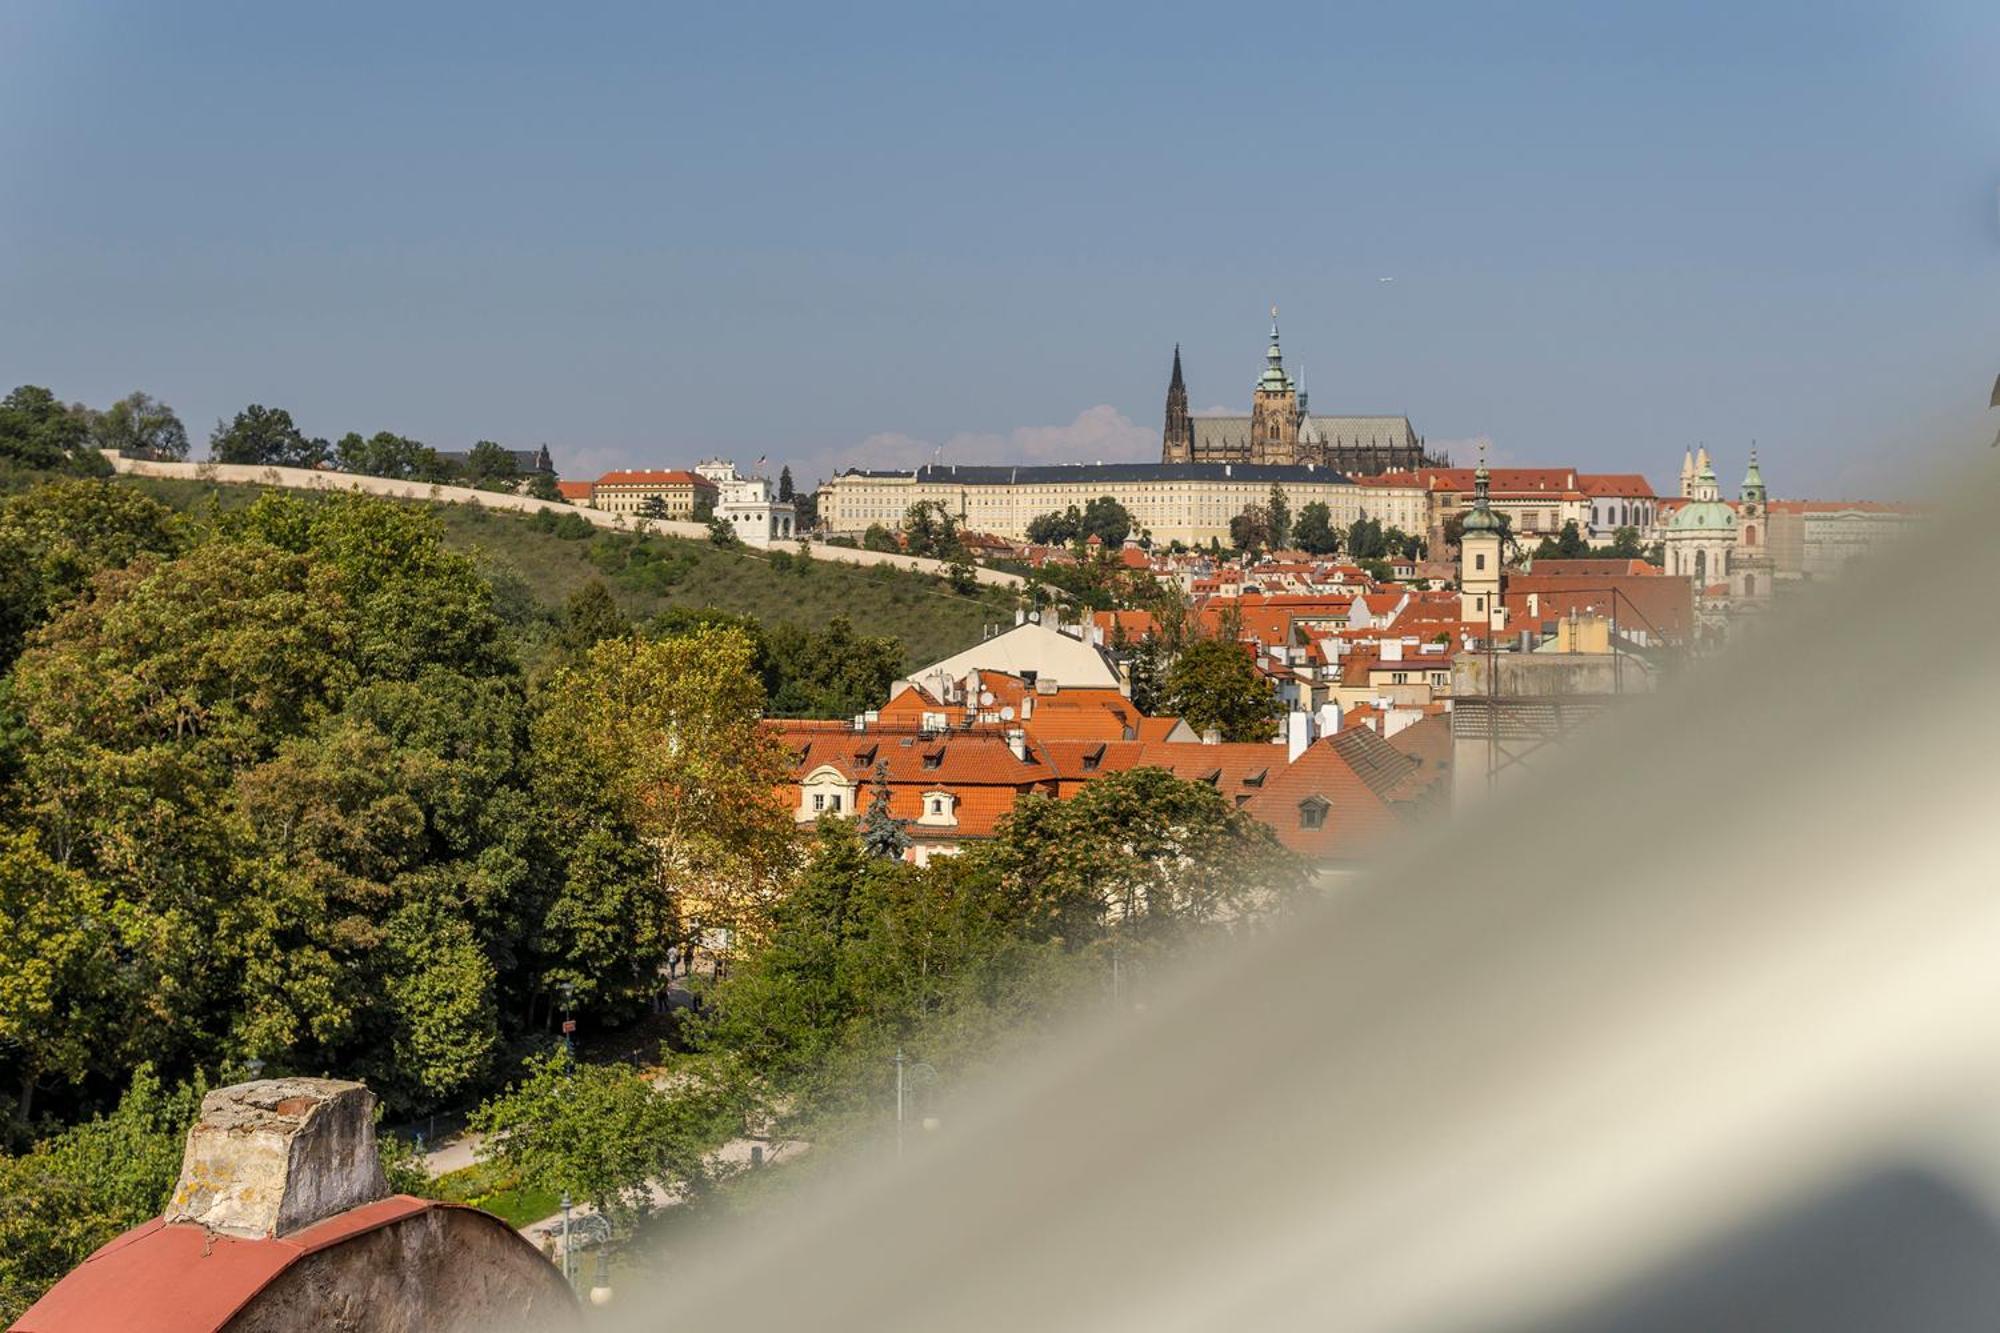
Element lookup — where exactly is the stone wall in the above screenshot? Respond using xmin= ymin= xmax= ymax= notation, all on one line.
xmin=102 ymin=453 xmax=1023 ymax=589
xmin=225 ymin=1206 xmax=582 ymax=1333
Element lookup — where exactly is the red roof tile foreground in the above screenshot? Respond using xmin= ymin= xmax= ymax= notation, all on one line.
xmin=11 ymin=1196 xmax=490 ymax=1333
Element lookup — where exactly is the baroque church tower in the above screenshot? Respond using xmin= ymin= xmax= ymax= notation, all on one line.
xmin=1162 ymin=344 xmax=1193 ymax=462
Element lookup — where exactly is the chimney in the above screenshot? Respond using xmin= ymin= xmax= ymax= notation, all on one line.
xmin=1005 ymin=727 xmax=1028 ymax=761
xmin=1201 ymin=727 xmax=1221 ymax=746
xmin=165 ymin=1078 xmax=389 ymax=1239
xmin=1287 ymin=709 xmax=1313 ymax=762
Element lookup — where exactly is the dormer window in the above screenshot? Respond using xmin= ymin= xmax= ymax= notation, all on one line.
xmin=1082 ymin=743 xmax=1105 ymax=772
xmin=922 ymin=749 xmax=944 ymax=770
xmin=1298 ymin=797 xmax=1329 ymax=830
xmin=918 ymin=790 xmax=958 ymax=827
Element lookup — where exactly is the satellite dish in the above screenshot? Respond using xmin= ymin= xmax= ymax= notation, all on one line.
xmin=1001 ymin=706 xmax=1016 ymax=721
xmin=980 ymin=691 xmax=995 ymax=706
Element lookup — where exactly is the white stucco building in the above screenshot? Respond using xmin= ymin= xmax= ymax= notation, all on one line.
xmin=697 ymin=458 xmax=796 ymax=546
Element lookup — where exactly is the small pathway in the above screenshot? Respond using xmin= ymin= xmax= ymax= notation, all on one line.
xmin=516 ymin=1136 xmax=806 ymax=1251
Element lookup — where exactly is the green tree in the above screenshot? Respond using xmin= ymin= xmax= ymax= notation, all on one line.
xmin=469 ymin=1049 xmax=725 ymax=1231
xmin=5 ymin=493 xmax=522 ymax=1106
xmin=1555 ymin=519 xmax=1588 ymax=559
xmin=0 ymin=1066 xmax=206 ymax=1323
xmin=945 ymin=555 xmax=978 ymax=594
xmin=558 ymin=580 xmax=630 ymax=656
xmin=0 ymin=480 xmax=184 ymax=670
xmin=1228 ymin=505 xmax=1272 ymax=554
xmin=210 ymin=404 xmax=326 ymax=468
xmin=533 ymin=630 xmax=797 ymax=957
xmin=1267 ymin=485 xmax=1292 ymax=550
xmin=335 ymin=430 xmax=433 ymax=480
xmin=862 ymin=523 xmax=899 ymax=553
xmin=1606 ymin=525 xmax=1643 ymax=558
xmin=762 ymin=616 xmax=903 ymax=719
xmin=1293 ymin=500 xmax=1338 ymax=555
xmin=1164 ymin=638 xmax=1278 ymax=741
xmin=1345 ymin=515 xmax=1386 ymax=560
xmin=1026 ymin=506 xmax=1081 ymax=545
xmin=1078 ymin=496 xmax=1134 ymax=547
xmin=0 ymin=832 xmax=119 ymax=1123
xmin=0 ymin=387 xmax=91 ymax=471
xmin=641 ymin=494 xmax=668 ymax=520
xmin=777 ymin=466 xmax=795 ymax=502
xmin=87 ymin=392 xmax=188 ymax=460
xmin=858 ymin=761 xmax=911 ymax=860
xmin=463 ymin=440 xmax=521 ymax=490
xmin=524 ymin=471 xmax=566 ymax=503
xmin=900 ymin=501 xmax=961 ymax=559
xmin=987 ymin=768 xmax=1304 ymax=948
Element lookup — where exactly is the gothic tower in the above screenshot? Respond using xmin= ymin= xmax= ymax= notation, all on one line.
xmin=1162 ymin=344 xmax=1193 ymax=462
xmin=1248 ymin=306 xmax=1300 ymax=464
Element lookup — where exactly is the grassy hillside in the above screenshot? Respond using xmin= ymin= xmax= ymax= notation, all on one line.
xmin=118 ymin=476 xmax=1011 ymax=669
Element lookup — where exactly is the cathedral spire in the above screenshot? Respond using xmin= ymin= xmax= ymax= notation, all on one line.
xmin=1162 ymin=343 xmax=1193 ymax=462
xmin=1257 ymin=304 xmax=1293 ymax=393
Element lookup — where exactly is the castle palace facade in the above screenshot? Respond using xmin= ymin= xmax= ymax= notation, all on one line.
xmin=1161 ymin=310 xmax=1446 ymax=476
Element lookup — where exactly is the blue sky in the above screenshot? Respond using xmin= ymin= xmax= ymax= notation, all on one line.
xmin=2 ymin=0 xmax=1996 ymax=496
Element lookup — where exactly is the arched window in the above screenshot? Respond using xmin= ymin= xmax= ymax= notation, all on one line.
xmin=1744 ymin=573 xmax=1756 ymax=596
xmin=1695 ymin=549 xmax=1707 ymax=584
xmin=1743 ymin=524 xmax=1757 ymax=548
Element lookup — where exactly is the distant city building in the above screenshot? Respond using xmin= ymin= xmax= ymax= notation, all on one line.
xmin=1767 ymin=497 xmax=1923 ymax=580
xmin=1160 ymin=310 xmax=1445 ymax=475
xmin=588 ymin=468 xmax=717 ymax=518
xmin=697 ymin=458 xmax=796 ymax=546
xmin=818 ymin=460 xmax=1369 ymax=546
xmin=434 ymin=443 xmax=554 ymax=476
xmin=1357 ymin=466 xmax=1646 ymax=551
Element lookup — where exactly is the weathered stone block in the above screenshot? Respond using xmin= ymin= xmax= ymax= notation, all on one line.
xmin=165 ymin=1077 xmax=389 ymax=1238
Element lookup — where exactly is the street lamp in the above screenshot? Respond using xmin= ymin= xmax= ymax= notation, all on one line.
xmin=243 ymin=1055 xmax=265 ymax=1081
xmin=559 ymin=1192 xmax=572 ymax=1285
xmin=559 ymin=982 xmax=576 ymax=1058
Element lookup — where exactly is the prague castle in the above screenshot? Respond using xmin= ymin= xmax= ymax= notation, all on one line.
xmin=1162 ymin=310 xmax=1446 ymax=475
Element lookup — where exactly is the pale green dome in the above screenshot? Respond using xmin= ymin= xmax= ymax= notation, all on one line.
xmin=1669 ymin=499 xmax=1737 ymax=532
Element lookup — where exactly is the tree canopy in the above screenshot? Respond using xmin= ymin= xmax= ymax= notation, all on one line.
xmin=209 ymin=404 xmax=328 ymax=468
xmin=1164 ymin=638 xmax=1279 ymax=742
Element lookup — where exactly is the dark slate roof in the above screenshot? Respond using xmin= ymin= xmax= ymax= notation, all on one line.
xmin=435 ymin=445 xmax=553 ymax=473
xmin=833 ymin=461 xmax=1354 ymax=485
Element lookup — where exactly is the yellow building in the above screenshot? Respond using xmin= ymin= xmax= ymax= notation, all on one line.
xmin=588 ymin=468 xmax=718 ymax=518
xmin=816 ymin=461 xmax=1400 ymax=547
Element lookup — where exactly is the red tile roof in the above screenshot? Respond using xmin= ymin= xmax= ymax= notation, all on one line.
xmin=11 ymin=1196 xmax=488 ymax=1333
xmin=592 ymin=469 xmax=716 ymax=487
xmin=1507 ymin=574 xmax=1694 ymax=642
xmin=555 ymin=479 xmax=595 ymax=500
xmin=1573 ymin=473 xmax=1658 ymax=498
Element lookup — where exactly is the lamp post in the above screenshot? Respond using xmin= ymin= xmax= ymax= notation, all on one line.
xmin=559 ymin=982 xmax=576 ymax=1059
xmin=559 ymin=1192 xmax=572 ymax=1285
xmin=243 ymin=1055 xmax=265 ymax=1081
